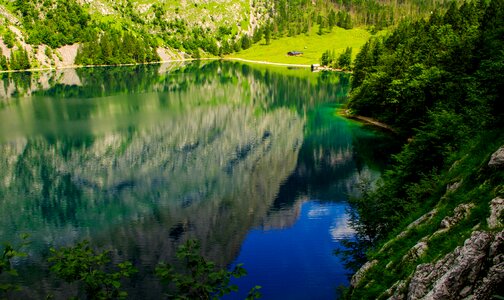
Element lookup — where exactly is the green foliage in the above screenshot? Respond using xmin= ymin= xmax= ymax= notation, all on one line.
xmin=320 ymin=49 xmax=335 ymax=66
xmin=9 ymin=48 xmax=31 ymax=70
xmin=1 ymin=235 xmax=258 ymax=299
xmin=0 ymin=234 xmax=28 ymax=296
xmin=75 ymin=31 xmax=160 ymax=66
xmin=336 ymin=11 xmax=353 ymax=29
xmin=15 ymin=0 xmax=92 ymax=48
xmin=349 ymin=0 xmax=502 ymax=136
xmin=320 ymin=47 xmax=352 ymax=69
xmin=264 ymin=24 xmax=272 ymax=45
xmin=246 ymin=285 xmax=262 ymax=300
xmin=268 ymin=0 xmax=442 ymax=39
xmin=343 ymin=1 xmax=504 ymax=297
xmin=345 ymin=130 xmax=504 ymax=299
xmin=253 ymin=27 xmax=263 ymax=43
xmin=156 ymin=240 xmax=256 ymax=300
xmin=241 ymin=34 xmax=252 ymax=50
xmin=336 ymin=47 xmax=352 ymax=70
xmin=0 ymin=50 xmax=8 ymax=71
xmin=3 ymin=30 xmax=16 ymax=48
xmin=48 ymin=240 xmax=137 ymax=300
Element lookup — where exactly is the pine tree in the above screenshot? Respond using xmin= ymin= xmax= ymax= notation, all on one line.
xmin=241 ymin=34 xmax=251 ymax=50
xmin=0 ymin=50 xmax=8 ymax=70
xmin=253 ymin=27 xmax=263 ymax=43
xmin=337 ymin=47 xmax=352 ymax=70
xmin=328 ymin=9 xmax=336 ymax=30
xmin=264 ymin=24 xmax=271 ymax=45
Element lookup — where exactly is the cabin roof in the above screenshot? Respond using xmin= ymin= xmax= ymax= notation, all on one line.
xmin=287 ymin=51 xmax=303 ymax=55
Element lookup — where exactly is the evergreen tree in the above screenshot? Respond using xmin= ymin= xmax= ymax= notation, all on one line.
xmin=328 ymin=9 xmax=337 ymax=30
xmin=253 ymin=27 xmax=263 ymax=43
xmin=241 ymin=34 xmax=252 ymax=50
xmin=0 ymin=50 xmax=7 ymax=71
xmin=264 ymin=24 xmax=272 ymax=45
xmin=336 ymin=47 xmax=352 ymax=70
xmin=233 ymin=39 xmax=242 ymax=52
xmin=9 ymin=48 xmax=30 ymax=70
xmin=320 ymin=49 xmax=333 ymax=66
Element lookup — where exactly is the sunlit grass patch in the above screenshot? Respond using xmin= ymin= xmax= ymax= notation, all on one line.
xmin=228 ymin=26 xmax=384 ymax=65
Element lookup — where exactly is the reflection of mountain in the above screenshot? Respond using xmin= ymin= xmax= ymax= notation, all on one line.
xmin=0 ymin=62 xmax=310 ymax=299
xmin=259 ymin=104 xmax=395 ymax=234
xmin=0 ymin=61 xmax=386 ymax=299
xmin=0 ymin=61 xmax=350 ymax=109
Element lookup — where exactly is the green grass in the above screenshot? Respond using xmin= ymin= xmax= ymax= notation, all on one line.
xmin=228 ymin=26 xmax=383 ymax=65
xmin=348 ymin=130 xmax=504 ymax=299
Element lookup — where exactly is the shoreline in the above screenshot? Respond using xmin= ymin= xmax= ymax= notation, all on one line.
xmin=0 ymin=58 xmax=220 ymax=74
xmin=222 ymin=57 xmax=311 ymax=68
xmin=0 ymin=57 xmax=350 ymax=74
xmin=0 ymin=57 xmax=352 ymax=74
xmin=338 ymin=109 xmax=397 ymax=133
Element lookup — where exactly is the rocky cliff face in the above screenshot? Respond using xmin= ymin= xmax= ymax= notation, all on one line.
xmin=405 ymin=231 xmax=503 ymax=300
xmin=0 ymin=0 xmax=272 ymax=69
xmin=349 ymin=145 xmax=504 ymax=300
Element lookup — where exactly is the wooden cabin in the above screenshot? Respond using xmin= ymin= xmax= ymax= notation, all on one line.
xmin=287 ymin=51 xmax=303 ymax=56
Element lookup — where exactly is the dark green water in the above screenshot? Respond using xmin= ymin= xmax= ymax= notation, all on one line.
xmin=0 ymin=61 xmax=394 ymax=299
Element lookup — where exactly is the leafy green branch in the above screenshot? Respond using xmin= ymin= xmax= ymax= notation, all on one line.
xmin=0 ymin=234 xmax=29 ymax=297
xmin=156 ymin=239 xmax=261 ymax=300
xmin=48 ymin=241 xmax=137 ymax=300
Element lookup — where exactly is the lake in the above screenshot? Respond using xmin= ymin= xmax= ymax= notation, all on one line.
xmin=0 ymin=61 xmax=394 ymax=299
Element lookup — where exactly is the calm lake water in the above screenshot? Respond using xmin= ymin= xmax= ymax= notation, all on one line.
xmin=0 ymin=61 xmax=394 ymax=299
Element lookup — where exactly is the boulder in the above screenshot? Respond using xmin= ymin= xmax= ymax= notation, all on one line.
xmin=382 ymin=279 xmax=408 ymax=300
xmin=487 ymin=197 xmax=504 ymax=229
xmin=439 ymin=203 xmax=474 ymax=229
xmin=488 ymin=145 xmax=504 ymax=168
xmin=406 ymin=231 xmax=503 ymax=300
xmin=402 ymin=241 xmax=428 ymax=263
xmin=446 ymin=180 xmax=462 ymax=193
xmin=351 ymin=260 xmax=378 ymax=288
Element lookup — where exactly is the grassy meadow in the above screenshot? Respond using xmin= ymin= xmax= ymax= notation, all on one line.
xmin=227 ymin=26 xmax=382 ymax=65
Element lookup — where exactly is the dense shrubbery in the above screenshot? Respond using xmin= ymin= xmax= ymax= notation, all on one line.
xmin=269 ymin=0 xmax=454 ymax=39
xmin=0 ymin=48 xmax=31 ymax=71
xmin=15 ymin=0 xmax=92 ymax=48
xmin=0 ymin=235 xmax=28 ymax=296
xmin=1 ymin=239 xmax=258 ymax=299
xmin=347 ymin=0 xmax=504 ymax=247
xmin=339 ymin=2 xmax=504 ymax=298
xmin=320 ymin=47 xmax=352 ymax=70
xmin=75 ymin=31 xmax=160 ymax=66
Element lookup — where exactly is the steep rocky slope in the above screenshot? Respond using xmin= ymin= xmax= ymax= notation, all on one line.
xmin=348 ymin=144 xmax=504 ymax=299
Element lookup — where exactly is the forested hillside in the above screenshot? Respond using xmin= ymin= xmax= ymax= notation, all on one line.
xmin=1 ymin=0 xmax=459 ymax=71
xmin=344 ymin=0 xmax=504 ymax=298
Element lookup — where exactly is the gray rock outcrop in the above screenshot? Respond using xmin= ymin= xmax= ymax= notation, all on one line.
xmin=488 ymin=145 xmax=504 ymax=168
xmin=402 ymin=241 xmax=428 ymax=263
xmin=488 ymin=197 xmax=504 ymax=229
xmin=406 ymin=230 xmax=503 ymax=300
xmin=351 ymin=260 xmax=378 ymax=287
xmin=439 ymin=203 xmax=474 ymax=229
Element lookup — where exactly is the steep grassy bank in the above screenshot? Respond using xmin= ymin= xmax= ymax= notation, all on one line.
xmin=347 ymin=133 xmax=503 ymax=299
xmin=343 ymin=0 xmax=504 ymax=298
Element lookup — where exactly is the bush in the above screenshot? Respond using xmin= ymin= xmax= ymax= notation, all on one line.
xmin=156 ymin=240 xmax=260 ymax=299
xmin=48 ymin=240 xmax=137 ymax=299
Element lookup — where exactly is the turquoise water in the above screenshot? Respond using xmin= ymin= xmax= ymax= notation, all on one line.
xmin=0 ymin=61 xmax=393 ymax=299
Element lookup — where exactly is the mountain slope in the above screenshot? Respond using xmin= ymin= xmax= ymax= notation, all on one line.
xmin=0 ymin=0 xmax=461 ymax=71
